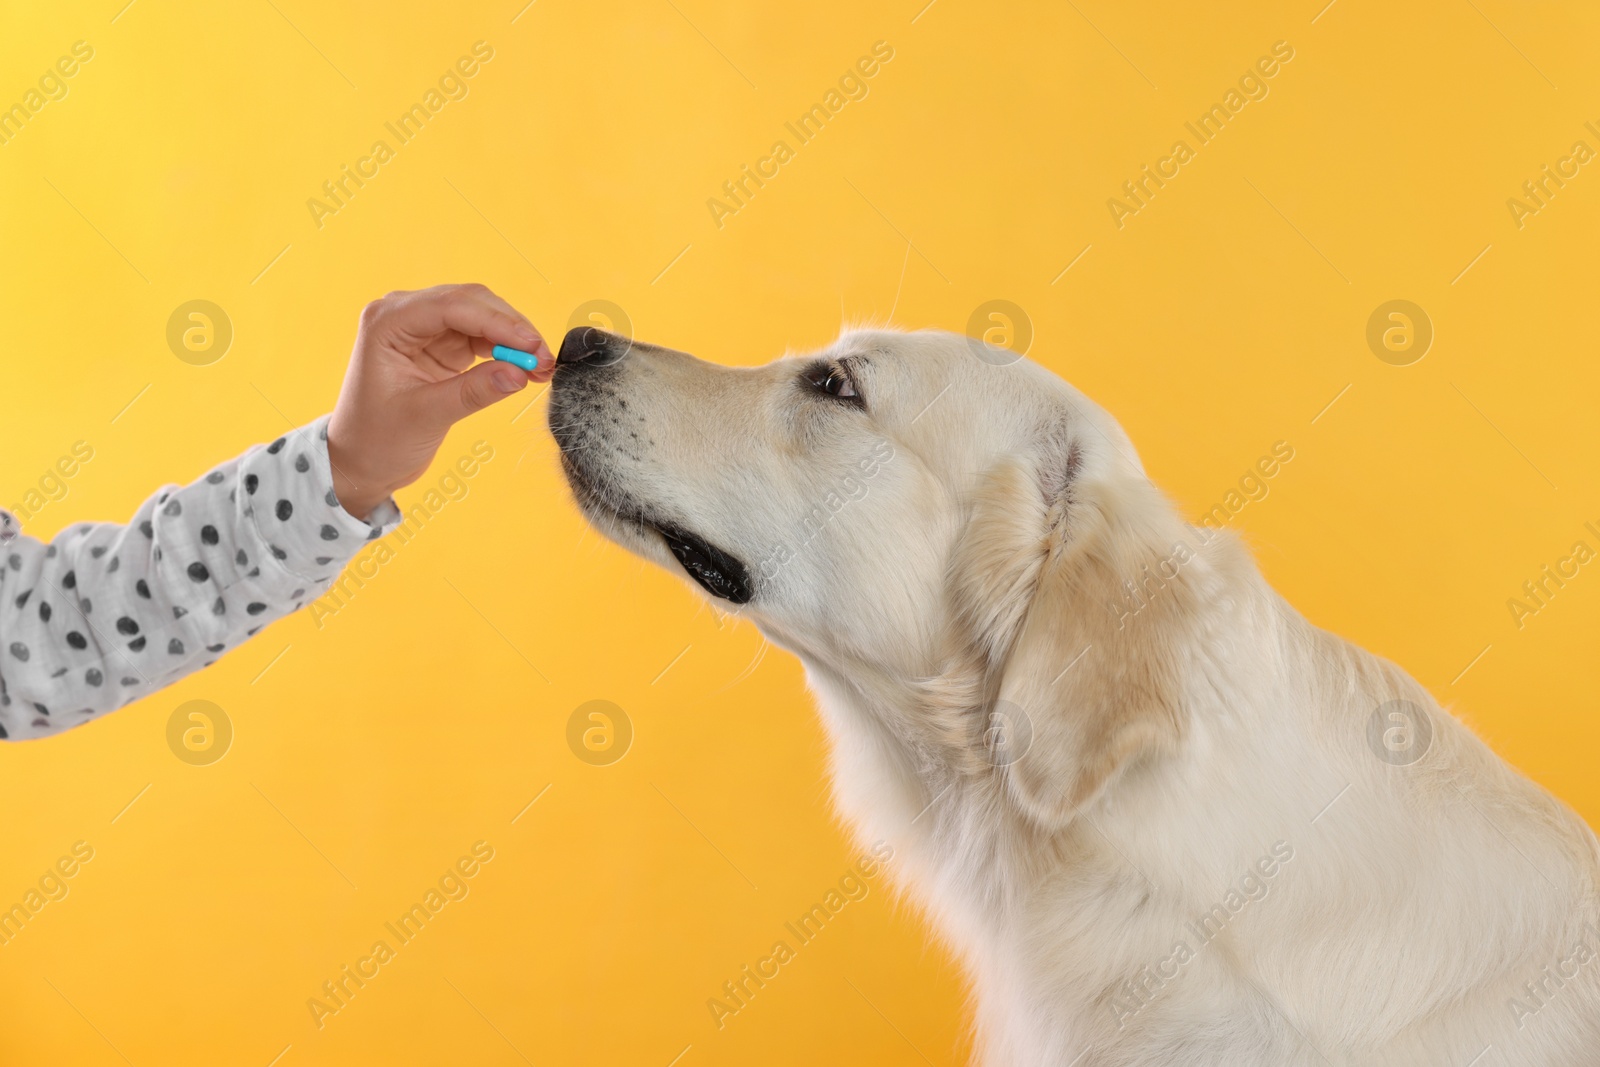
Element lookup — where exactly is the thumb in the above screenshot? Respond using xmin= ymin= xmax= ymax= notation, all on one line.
xmin=415 ymin=360 xmax=528 ymax=429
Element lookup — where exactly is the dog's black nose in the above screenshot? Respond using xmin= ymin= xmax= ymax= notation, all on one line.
xmin=558 ymin=326 xmax=627 ymax=367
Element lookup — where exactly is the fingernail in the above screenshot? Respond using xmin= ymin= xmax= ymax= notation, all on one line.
xmin=515 ymin=324 xmax=540 ymax=344
xmin=492 ymin=367 xmax=527 ymax=394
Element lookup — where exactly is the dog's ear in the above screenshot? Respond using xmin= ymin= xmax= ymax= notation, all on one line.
xmin=949 ymin=446 xmax=1194 ymax=831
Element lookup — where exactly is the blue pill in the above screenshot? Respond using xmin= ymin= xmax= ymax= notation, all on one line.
xmin=492 ymin=345 xmax=539 ymax=372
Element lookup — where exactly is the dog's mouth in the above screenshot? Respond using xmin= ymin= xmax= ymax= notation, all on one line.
xmin=557 ymin=454 xmax=754 ymax=605
xmin=652 ymin=522 xmax=753 ymax=605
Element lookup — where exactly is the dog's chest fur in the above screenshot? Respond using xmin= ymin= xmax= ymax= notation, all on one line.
xmin=801 ymin=600 xmax=1600 ymax=1067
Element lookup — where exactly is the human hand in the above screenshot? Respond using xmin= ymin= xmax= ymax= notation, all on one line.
xmin=326 ymin=284 xmax=554 ymax=519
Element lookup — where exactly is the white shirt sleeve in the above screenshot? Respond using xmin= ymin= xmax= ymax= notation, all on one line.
xmin=0 ymin=415 xmax=399 ymax=740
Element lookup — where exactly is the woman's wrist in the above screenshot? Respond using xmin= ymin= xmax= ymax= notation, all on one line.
xmin=325 ymin=438 xmax=391 ymax=521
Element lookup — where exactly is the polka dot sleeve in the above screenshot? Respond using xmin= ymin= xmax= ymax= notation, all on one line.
xmin=0 ymin=415 xmax=399 ymax=740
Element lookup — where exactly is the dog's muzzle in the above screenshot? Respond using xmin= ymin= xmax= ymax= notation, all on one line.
xmin=548 ymin=328 xmax=756 ymax=605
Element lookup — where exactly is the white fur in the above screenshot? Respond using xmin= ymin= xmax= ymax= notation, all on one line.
xmin=549 ymin=328 xmax=1600 ymax=1065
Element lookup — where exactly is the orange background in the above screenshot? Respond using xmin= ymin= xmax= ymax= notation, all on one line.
xmin=1 ymin=1 xmax=1597 ymax=1063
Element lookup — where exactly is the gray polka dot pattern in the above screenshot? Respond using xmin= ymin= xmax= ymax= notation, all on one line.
xmin=0 ymin=415 xmax=400 ymax=740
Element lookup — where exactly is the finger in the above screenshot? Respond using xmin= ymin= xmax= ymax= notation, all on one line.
xmin=422 ymin=332 xmax=479 ymax=373
xmin=387 ymin=285 xmax=553 ymax=363
xmin=468 ymin=286 xmax=546 ymax=343
xmin=408 ymin=358 xmax=529 ymax=430
xmin=389 ymin=284 xmax=550 ymax=363
xmin=459 ymin=286 xmax=557 ymax=366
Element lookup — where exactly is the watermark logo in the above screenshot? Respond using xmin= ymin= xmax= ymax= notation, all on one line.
xmin=307 ymin=42 xmax=495 ymax=230
xmin=307 ymin=841 xmax=495 ymax=1029
xmin=166 ymin=300 xmax=232 ymax=366
xmin=707 ymin=841 xmax=893 ymax=1029
xmin=167 ymin=699 xmax=232 ymax=766
xmin=982 ymin=699 xmax=1034 ymax=767
xmin=1506 ymin=522 xmax=1600 ymax=630
xmin=1506 ymin=921 xmax=1600 ymax=1031
xmin=1365 ymin=300 xmax=1432 ymax=366
xmin=965 ymin=300 xmax=1032 ymax=366
xmin=705 ymin=41 xmax=895 ymax=231
xmin=1109 ymin=533 xmax=1210 ymax=630
xmin=1195 ymin=441 xmax=1296 ymax=531
xmin=1366 ymin=698 xmax=1432 ymax=766
xmin=309 ymin=441 xmax=495 ymax=629
xmin=566 ymin=699 xmax=632 ymax=766
xmin=7 ymin=439 xmax=93 ymax=524
xmin=755 ymin=439 xmax=895 ymax=586
xmin=0 ymin=841 xmax=95 ymax=948
xmin=1108 ymin=840 xmax=1294 ymax=1029
xmin=1507 ymin=125 xmax=1598 ymax=230
xmin=1106 ymin=41 xmax=1295 ymax=229
xmin=0 ymin=40 xmax=95 ymax=150
xmin=566 ymin=299 xmax=634 ymax=362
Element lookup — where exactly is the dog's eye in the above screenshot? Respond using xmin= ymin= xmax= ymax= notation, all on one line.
xmin=806 ymin=362 xmax=860 ymax=402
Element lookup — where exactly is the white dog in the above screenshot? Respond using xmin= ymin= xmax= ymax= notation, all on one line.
xmin=547 ymin=325 xmax=1600 ymax=1066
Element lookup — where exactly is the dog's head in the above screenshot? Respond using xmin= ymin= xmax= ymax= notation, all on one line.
xmin=549 ymin=326 xmax=1198 ymax=828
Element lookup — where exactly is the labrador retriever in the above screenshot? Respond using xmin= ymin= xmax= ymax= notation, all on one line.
xmin=548 ymin=324 xmax=1600 ymax=1066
